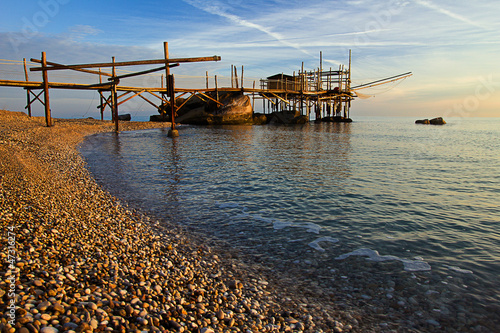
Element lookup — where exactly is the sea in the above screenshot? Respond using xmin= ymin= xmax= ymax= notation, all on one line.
xmin=79 ymin=116 xmax=500 ymax=331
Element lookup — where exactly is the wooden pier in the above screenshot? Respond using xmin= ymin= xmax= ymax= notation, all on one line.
xmin=0 ymin=42 xmax=412 ymax=132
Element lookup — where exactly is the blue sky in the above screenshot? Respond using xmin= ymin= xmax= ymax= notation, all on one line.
xmin=1 ymin=0 xmax=499 ymax=118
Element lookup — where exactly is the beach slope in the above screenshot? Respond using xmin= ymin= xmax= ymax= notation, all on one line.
xmin=0 ymin=111 xmax=352 ymax=332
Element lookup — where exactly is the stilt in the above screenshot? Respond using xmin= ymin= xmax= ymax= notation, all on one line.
xmin=41 ymin=52 xmax=52 ymax=126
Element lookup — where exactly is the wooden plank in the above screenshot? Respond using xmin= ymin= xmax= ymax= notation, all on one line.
xmin=30 ymin=55 xmax=222 ymax=71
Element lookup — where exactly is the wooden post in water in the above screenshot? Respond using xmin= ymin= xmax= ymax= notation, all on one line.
xmin=111 ymin=57 xmax=119 ymax=132
xmin=167 ymin=74 xmax=178 ymax=137
xmin=41 ymin=52 xmax=52 ymax=126
xmin=215 ymin=75 xmax=219 ymax=103
xmin=99 ymin=68 xmax=104 ymax=120
xmin=23 ymin=58 xmax=32 ymax=117
xmin=252 ymin=80 xmax=255 ymax=112
xmin=164 ymin=42 xmax=178 ymax=137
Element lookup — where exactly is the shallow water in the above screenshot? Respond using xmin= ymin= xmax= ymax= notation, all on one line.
xmin=80 ymin=117 xmax=500 ymax=331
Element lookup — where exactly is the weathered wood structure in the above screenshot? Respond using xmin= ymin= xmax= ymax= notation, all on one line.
xmin=0 ymin=43 xmax=412 ymax=131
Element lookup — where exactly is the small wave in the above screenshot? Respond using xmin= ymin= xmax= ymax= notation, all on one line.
xmin=335 ymin=248 xmax=431 ymax=272
xmin=218 ymin=202 xmax=240 ymax=209
xmin=308 ymin=236 xmax=339 ymax=252
xmin=446 ymin=265 xmax=474 ymax=274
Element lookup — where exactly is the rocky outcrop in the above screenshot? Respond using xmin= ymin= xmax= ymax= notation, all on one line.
xmin=416 ymin=117 xmax=446 ymax=125
xmin=430 ymin=117 xmax=446 ymax=125
xmin=265 ymin=111 xmax=309 ymax=125
xmin=155 ymin=91 xmax=253 ymax=125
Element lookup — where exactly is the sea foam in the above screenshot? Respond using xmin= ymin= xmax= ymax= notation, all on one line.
xmin=308 ymin=236 xmax=339 ymax=252
xmin=336 ymin=248 xmax=431 ymax=272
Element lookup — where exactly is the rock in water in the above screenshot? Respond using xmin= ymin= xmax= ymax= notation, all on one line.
xmin=416 ymin=117 xmax=445 ymax=125
xmin=429 ymin=117 xmax=446 ymax=125
xmin=118 ymin=113 xmax=131 ymax=121
xmin=167 ymin=91 xmax=253 ymax=125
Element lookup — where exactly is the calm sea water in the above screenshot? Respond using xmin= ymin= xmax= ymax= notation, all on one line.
xmin=80 ymin=117 xmax=500 ymax=330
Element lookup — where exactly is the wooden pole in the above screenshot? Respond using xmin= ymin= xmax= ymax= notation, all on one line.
xmin=41 ymin=52 xmax=52 ymax=126
xmin=252 ymin=80 xmax=255 ymax=112
xmin=348 ymin=49 xmax=352 ymax=92
xmin=165 ymin=40 xmax=178 ymax=137
xmin=167 ymin=74 xmax=178 ymax=137
xmin=23 ymin=58 xmax=32 ymax=117
xmin=206 ymin=71 xmax=209 ymax=89
xmin=99 ymin=68 xmax=104 ymax=120
xmin=241 ymin=65 xmax=244 ymax=89
xmin=231 ymin=65 xmax=234 ymax=88
xmin=112 ymin=57 xmax=118 ymax=132
xmin=215 ymin=75 xmax=219 ymax=103
xmin=234 ymin=66 xmax=239 ymax=89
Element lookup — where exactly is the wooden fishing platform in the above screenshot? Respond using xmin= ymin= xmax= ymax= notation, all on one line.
xmin=0 ymin=41 xmax=412 ymax=133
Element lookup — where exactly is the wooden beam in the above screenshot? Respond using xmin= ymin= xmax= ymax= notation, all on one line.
xmin=0 ymin=80 xmax=42 ymax=88
xmin=268 ymin=91 xmax=290 ymax=104
xmin=147 ymin=91 xmax=168 ymax=104
xmin=30 ymin=55 xmax=221 ymax=71
xmin=198 ymin=91 xmax=224 ymax=106
xmin=109 ymin=64 xmax=179 ymax=81
xmin=31 ymin=58 xmax=113 ymax=77
xmin=117 ymin=91 xmax=141 ymax=106
xmin=97 ymin=93 xmax=113 ymax=111
xmin=260 ymin=93 xmax=277 ymax=105
xmin=176 ymin=92 xmax=196 ymax=112
xmin=138 ymin=93 xmax=159 ymax=109
xmin=27 ymin=90 xmax=44 ymax=108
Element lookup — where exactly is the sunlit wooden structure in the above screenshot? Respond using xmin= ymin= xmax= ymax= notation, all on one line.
xmin=0 ymin=42 xmax=412 ymax=131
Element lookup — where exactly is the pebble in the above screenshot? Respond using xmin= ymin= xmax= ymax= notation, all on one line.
xmin=40 ymin=327 xmax=59 ymax=333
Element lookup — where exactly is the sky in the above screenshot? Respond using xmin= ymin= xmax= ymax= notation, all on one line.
xmin=0 ymin=0 xmax=499 ymax=119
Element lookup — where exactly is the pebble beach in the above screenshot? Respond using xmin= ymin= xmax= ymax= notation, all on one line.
xmin=0 ymin=110 xmax=365 ymax=333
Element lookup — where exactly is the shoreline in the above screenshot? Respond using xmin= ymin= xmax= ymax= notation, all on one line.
xmin=0 ymin=110 xmax=361 ymax=332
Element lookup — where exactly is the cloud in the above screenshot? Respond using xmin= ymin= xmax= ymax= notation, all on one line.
xmin=182 ymin=0 xmax=323 ymax=61
xmin=68 ymin=25 xmax=103 ymax=40
xmin=413 ymin=0 xmax=484 ymax=28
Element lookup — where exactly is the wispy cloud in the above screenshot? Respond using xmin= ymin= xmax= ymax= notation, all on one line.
xmin=68 ymin=25 xmax=103 ymax=40
xmin=182 ymin=0 xmax=332 ymax=61
xmin=413 ymin=0 xmax=484 ymax=28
